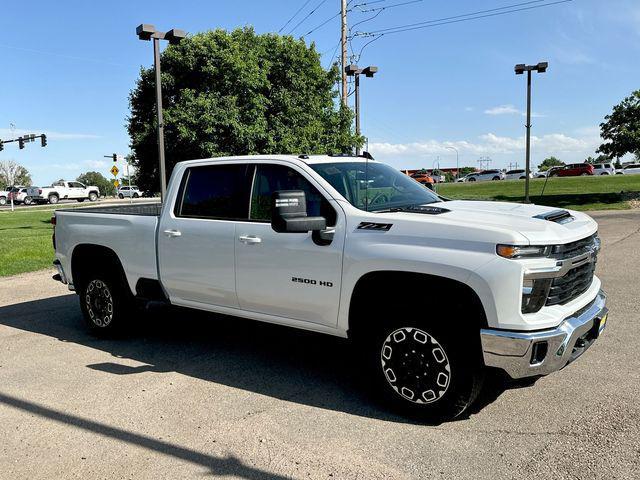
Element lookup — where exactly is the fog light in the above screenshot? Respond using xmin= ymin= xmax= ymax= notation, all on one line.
xmin=522 ymin=278 xmax=552 ymax=313
xmin=530 ymin=341 xmax=548 ymax=364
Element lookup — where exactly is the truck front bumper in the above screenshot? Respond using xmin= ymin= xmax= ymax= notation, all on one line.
xmin=480 ymin=290 xmax=608 ymax=379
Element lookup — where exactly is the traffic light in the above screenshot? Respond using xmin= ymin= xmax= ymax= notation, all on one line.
xmin=41 ymin=134 xmax=47 ymax=147
xmin=18 ymin=137 xmax=24 ymax=149
xmin=0 ymin=140 xmax=3 ymax=152
xmin=112 ymin=153 xmax=117 ymax=162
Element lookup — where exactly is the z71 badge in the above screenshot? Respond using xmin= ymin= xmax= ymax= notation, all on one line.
xmin=292 ymin=277 xmax=333 ymax=287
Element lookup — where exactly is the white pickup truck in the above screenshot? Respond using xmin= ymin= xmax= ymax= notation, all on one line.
xmin=51 ymin=154 xmax=608 ymax=420
xmin=28 ymin=180 xmax=100 ymax=204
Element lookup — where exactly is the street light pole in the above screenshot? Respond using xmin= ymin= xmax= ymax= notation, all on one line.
xmin=152 ymin=36 xmax=167 ymax=202
xmin=446 ymin=146 xmax=459 ymax=179
xmin=136 ymin=24 xmax=186 ymax=202
xmin=515 ymin=61 xmax=547 ymax=204
xmin=345 ymin=64 xmax=378 ymax=156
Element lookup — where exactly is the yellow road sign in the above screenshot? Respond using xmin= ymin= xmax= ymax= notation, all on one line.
xmin=110 ymin=165 xmax=119 ymax=176
xmin=113 ymin=179 xmax=120 ymax=188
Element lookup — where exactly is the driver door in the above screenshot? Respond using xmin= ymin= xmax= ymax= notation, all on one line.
xmin=235 ymin=162 xmax=345 ymax=327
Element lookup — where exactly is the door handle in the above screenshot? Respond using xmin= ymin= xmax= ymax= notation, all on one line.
xmin=238 ymin=235 xmax=262 ymax=244
xmin=163 ymin=229 xmax=182 ymax=238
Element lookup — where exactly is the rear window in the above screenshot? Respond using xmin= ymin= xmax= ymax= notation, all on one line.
xmin=175 ymin=164 xmax=253 ymax=220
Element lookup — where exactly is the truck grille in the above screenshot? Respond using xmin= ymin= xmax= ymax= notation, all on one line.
xmin=551 ymin=234 xmax=598 ymax=260
xmin=546 ymin=234 xmax=599 ymax=306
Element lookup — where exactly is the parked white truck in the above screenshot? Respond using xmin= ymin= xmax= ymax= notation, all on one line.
xmin=28 ymin=180 xmax=100 ymax=204
xmin=51 ymin=155 xmax=608 ymax=420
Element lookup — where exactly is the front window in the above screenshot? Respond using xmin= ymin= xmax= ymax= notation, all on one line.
xmin=310 ymin=161 xmax=441 ymax=212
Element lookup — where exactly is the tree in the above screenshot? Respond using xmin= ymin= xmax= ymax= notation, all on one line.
xmin=128 ymin=27 xmax=359 ymax=192
xmin=537 ymin=157 xmax=565 ymax=171
xmin=76 ymin=171 xmax=115 ymax=197
xmin=597 ymin=90 xmax=640 ymax=159
xmin=584 ymin=154 xmax=609 ymax=164
xmin=458 ymin=166 xmax=477 ymax=177
xmin=0 ymin=160 xmax=32 ymax=186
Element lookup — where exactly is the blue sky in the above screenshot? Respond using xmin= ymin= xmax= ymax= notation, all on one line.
xmin=1 ymin=0 xmax=638 ymax=185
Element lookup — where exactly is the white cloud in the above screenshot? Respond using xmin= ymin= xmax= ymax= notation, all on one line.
xmin=484 ymin=104 xmax=545 ymax=118
xmin=484 ymin=104 xmax=519 ymax=115
xmin=0 ymin=128 xmax=99 ymax=140
xmin=368 ymin=129 xmax=603 ymax=169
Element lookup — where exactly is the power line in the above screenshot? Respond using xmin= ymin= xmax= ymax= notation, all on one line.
xmin=287 ymin=0 xmax=331 ymax=35
xmin=355 ymin=0 xmax=570 ymax=37
xmin=355 ymin=0 xmax=423 ymax=13
xmin=304 ymin=11 xmax=341 ymax=36
xmin=278 ymin=0 xmax=314 ymax=33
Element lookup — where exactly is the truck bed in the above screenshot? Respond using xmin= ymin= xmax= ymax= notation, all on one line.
xmin=58 ymin=202 xmax=162 ymax=216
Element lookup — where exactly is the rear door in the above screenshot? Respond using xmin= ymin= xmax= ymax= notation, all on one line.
xmin=157 ymin=163 xmax=253 ymax=308
xmin=235 ymin=162 xmax=345 ymax=327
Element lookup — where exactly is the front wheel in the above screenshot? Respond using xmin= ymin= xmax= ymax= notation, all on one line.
xmin=358 ymin=321 xmax=484 ymax=421
xmin=492 ymin=176 xmax=500 ymax=181
xmin=23 ymin=197 xmax=32 ymax=205
xmin=132 ymin=193 xmax=139 ymax=198
xmin=467 ymin=177 xmax=476 ymax=182
xmin=88 ymin=192 xmax=98 ymax=202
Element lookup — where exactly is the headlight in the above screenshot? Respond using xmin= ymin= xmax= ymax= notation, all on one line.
xmin=496 ymin=244 xmax=552 ymax=259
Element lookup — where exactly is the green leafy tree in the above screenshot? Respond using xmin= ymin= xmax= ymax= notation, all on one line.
xmin=584 ymin=154 xmax=609 ymax=164
xmin=458 ymin=166 xmax=477 ymax=176
xmin=76 ymin=171 xmax=115 ymax=197
xmin=597 ymin=90 xmax=640 ymax=159
xmin=127 ymin=27 xmax=359 ymax=192
xmin=0 ymin=160 xmax=32 ymax=186
xmin=537 ymin=156 xmax=565 ymax=171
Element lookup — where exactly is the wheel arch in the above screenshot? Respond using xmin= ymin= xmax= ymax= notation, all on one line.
xmin=71 ymin=244 xmax=129 ymax=294
xmin=347 ymin=270 xmax=488 ymax=339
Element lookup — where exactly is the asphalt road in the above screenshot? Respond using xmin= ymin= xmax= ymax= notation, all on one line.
xmin=0 ymin=210 xmax=638 ymax=479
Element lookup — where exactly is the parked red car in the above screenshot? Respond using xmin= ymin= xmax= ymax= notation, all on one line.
xmin=550 ymin=163 xmax=594 ymax=177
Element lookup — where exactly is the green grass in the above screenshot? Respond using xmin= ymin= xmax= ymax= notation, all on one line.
xmin=437 ymin=174 xmax=640 ymax=211
xmin=0 ymin=209 xmax=55 ymax=276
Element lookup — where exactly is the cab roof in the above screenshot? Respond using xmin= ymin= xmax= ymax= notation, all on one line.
xmin=180 ymin=154 xmax=377 ymax=167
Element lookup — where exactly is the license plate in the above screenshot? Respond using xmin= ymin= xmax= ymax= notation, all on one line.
xmin=598 ymin=314 xmax=608 ymax=334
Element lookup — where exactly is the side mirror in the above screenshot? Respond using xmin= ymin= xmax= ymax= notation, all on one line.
xmin=271 ymin=190 xmax=327 ymax=233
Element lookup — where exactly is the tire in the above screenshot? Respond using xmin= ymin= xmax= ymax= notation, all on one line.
xmin=77 ymin=198 xmax=85 ymax=203
xmin=468 ymin=177 xmax=476 ymax=182
xmin=581 ymin=173 xmax=589 ymax=176
xmin=118 ymin=193 xmax=124 ymax=199
xmin=132 ymin=193 xmax=139 ymax=198
xmin=519 ymin=176 xmax=526 ymax=180
xmin=48 ymin=194 xmax=59 ymax=204
xmin=88 ymin=192 xmax=98 ymax=202
xmin=355 ymin=312 xmax=484 ymax=422
xmin=600 ymin=172 xmax=608 ymax=175
xmin=0 ymin=196 xmax=6 ymax=206
xmin=492 ymin=176 xmax=500 ymax=181
xmin=23 ymin=197 xmax=32 ymax=206
xmin=78 ymin=272 xmax=132 ymax=335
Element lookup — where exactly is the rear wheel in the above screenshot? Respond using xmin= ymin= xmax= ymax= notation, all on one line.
xmin=23 ymin=197 xmax=32 ymax=205
xmin=0 ymin=196 xmax=6 ymax=206
xmin=581 ymin=172 xmax=589 ymax=176
xmin=48 ymin=194 xmax=59 ymax=204
xmin=118 ymin=193 xmax=124 ymax=199
xmin=492 ymin=176 xmax=500 ymax=181
xmin=77 ymin=198 xmax=85 ymax=203
xmin=78 ymin=272 xmax=132 ymax=334
xmin=468 ymin=177 xmax=476 ymax=182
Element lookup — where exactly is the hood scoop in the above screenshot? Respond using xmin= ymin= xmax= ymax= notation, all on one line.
xmin=533 ymin=209 xmax=574 ymax=224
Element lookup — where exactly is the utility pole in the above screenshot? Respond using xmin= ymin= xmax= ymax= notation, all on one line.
xmin=446 ymin=146 xmax=459 ymax=179
xmin=341 ymin=0 xmax=348 ymax=106
xmin=515 ymin=62 xmax=548 ymax=203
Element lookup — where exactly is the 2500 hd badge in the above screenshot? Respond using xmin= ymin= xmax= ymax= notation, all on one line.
xmin=292 ymin=276 xmax=334 ymax=287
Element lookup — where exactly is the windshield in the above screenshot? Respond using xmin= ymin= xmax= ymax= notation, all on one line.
xmin=310 ymin=161 xmax=441 ymax=212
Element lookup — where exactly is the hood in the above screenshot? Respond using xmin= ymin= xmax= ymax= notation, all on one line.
xmin=385 ymin=200 xmax=598 ymax=245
